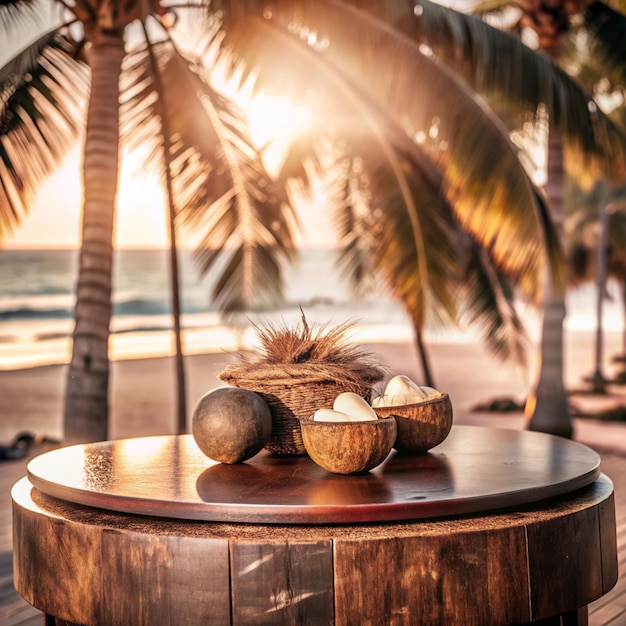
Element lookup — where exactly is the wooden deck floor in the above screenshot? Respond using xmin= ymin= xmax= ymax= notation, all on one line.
xmin=1 ymin=442 xmax=625 ymax=626
xmin=0 ymin=450 xmax=43 ymax=626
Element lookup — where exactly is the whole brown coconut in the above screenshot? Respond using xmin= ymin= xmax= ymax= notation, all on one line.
xmin=192 ymin=387 xmax=272 ymax=464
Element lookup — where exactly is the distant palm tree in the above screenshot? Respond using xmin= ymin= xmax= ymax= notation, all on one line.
xmin=570 ymin=181 xmax=626 ymax=381
xmin=562 ymin=19 xmax=626 ymax=386
xmin=2 ymin=0 xmax=624 ymax=443
xmin=608 ymin=204 xmax=626 ymax=369
xmin=460 ymin=0 xmax=626 ymax=435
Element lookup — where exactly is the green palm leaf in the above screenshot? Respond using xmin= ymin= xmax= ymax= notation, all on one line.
xmin=460 ymin=237 xmax=529 ymax=367
xmin=369 ymin=155 xmax=460 ymax=328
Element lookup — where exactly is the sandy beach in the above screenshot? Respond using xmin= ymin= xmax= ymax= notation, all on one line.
xmin=1 ymin=327 xmax=624 ymax=445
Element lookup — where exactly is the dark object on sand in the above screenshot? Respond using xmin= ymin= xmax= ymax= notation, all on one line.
xmin=471 ymin=396 xmax=526 ymax=413
xmin=584 ymin=405 xmax=626 ymax=422
xmin=0 ymin=432 xmax=54 ymax=461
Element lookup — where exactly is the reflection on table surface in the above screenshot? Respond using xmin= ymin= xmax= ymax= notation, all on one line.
xmin=26 ymin=425 xmax=601 ymax=523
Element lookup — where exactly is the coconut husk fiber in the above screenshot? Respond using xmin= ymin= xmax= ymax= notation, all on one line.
xmin=219 ymin=311 xmax=385 ymax=455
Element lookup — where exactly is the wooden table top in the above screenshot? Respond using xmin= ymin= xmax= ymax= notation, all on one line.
xmin=26 ymin=425 xmax=601 ymax=524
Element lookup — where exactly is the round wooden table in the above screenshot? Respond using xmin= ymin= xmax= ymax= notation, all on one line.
xmin=12 ymin=426 xmax=618 ymax=626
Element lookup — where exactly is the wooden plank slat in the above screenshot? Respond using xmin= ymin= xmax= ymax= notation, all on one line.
xmin=527 ymin=495 xmax=603 ymax=621
xmin=230 ymin=539 xmax=334 ymax=625
xmin=168 ymin=535 xmax=231 ymax=624
xmin=598 ymin=492 xmax=619 ymax=596
xmin=13 ymin=482 xmax=231 ymax=626
xmin=100 ymin=530 xmax=231 ymax=626
xmin=334 ymin=525 xmax=530 ymax=626
xmin=13 ymin=492 xmax=102 ymax=625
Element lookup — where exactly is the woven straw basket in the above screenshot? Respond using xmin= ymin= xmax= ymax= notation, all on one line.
xmin=219 ymin=362 xmax=383 ymax=456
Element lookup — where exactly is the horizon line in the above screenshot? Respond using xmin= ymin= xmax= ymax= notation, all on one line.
xmin=1 ymin=243 xmax=338 ymax=252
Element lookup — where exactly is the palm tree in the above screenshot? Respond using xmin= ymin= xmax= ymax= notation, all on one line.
xmin=0 ymin=5 xmax=296 ymax=443
xmin=609 ymin=204 xmax=626 ymax=374
xmin=301 ymin=0 xmax=624 ymax=434
xmin=570 ymin=180 xmax=626 ymax=383
xmin=215 ymin=0 xmax=623 ymax=403
xmin=307 ymin=144 xmax=531 ymax=387
xmin=462 ymin=0 xmax=626 ymax=435
xmin=2 ymin=0 xmax=623 ymax=443
xmin=563 ymin=20 xmax=626 ymax=387
xmin=569 ymin=179 xmax=611 ymax=392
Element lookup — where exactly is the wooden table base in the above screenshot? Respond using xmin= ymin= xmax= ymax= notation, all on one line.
xmin=13 ymin=474 xmax=617 ymax=626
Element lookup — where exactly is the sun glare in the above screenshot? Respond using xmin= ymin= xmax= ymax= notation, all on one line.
xmin=246 ymin=92 xmax=311 ymax=178
xmin=207 ymin=48 xmax=311 ymax=178
xmin=115 ymin=147 xmax=168 ymax=249
xmin=11 ymin=72 xmax=312 ymax=250
xmin=115 ymin=171 xmax=168 ymax=249
xmin=247 ymin=92 xmax=310 ymax=148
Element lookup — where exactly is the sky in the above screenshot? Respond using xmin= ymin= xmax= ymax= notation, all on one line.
xmin=8 ymin=145 xmax=171 ymax=249
xmin=7 ymin=143 xmax=336 ymax=250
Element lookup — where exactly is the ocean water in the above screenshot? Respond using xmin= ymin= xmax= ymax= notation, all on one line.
xmin=0 ymin=248 xmax=622 ymax=370
xmin=0 ymin=248 xmax=415 ymax=369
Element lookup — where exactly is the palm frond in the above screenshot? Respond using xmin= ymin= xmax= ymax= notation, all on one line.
xmin=460 ymin=237 xmax=529 ymax=368
xmin=0 ymin=0 xmax=41 ymax=31
xmin=380 ymin=0 xmax=626 ymax=175
xmin=238 ymin=2 xmax=562 ymax=294
xmin=582 ymin=1 xmax=626 ymax=86
xmin=369 ymin=152 xmax=460 ymax=329
xmin=190 ymin=59 xmax=301 ymax=311
xmin=327 ymin=151 xmax=379 ymax=298
xmin=0 ymin=29 xmax=86 ymax=240
xmin=220 ymin=11 xmax=471 ymax=319
xmin=121 ymin=38 xmax=234 ymax=203
xmin=121 ymin=32 xmax=299 ymax=312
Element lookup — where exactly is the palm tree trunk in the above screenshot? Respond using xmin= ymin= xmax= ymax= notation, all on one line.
xmin=415 ymin=326 xmax=435 ymax=387
xmin=166 ymin=176 xmax=187 ymax=434
xmin=614 ymin=277 xmax=626 ymax=381
xmin=63 ymin=35 xmax=125 ymax=444
xmin=525 ymin=132 xmax=573 ymax=438
xmin=143 ymin=31 xmax=188 ymax=435
xmin=591 ymin=193 xmax=609 ymax=392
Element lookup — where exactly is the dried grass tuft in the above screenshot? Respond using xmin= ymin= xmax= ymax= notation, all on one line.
xmin=249 ymin=308 xmax=377 ymax=367
xmin=220 ymin=309 xmax=385 ymax=384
